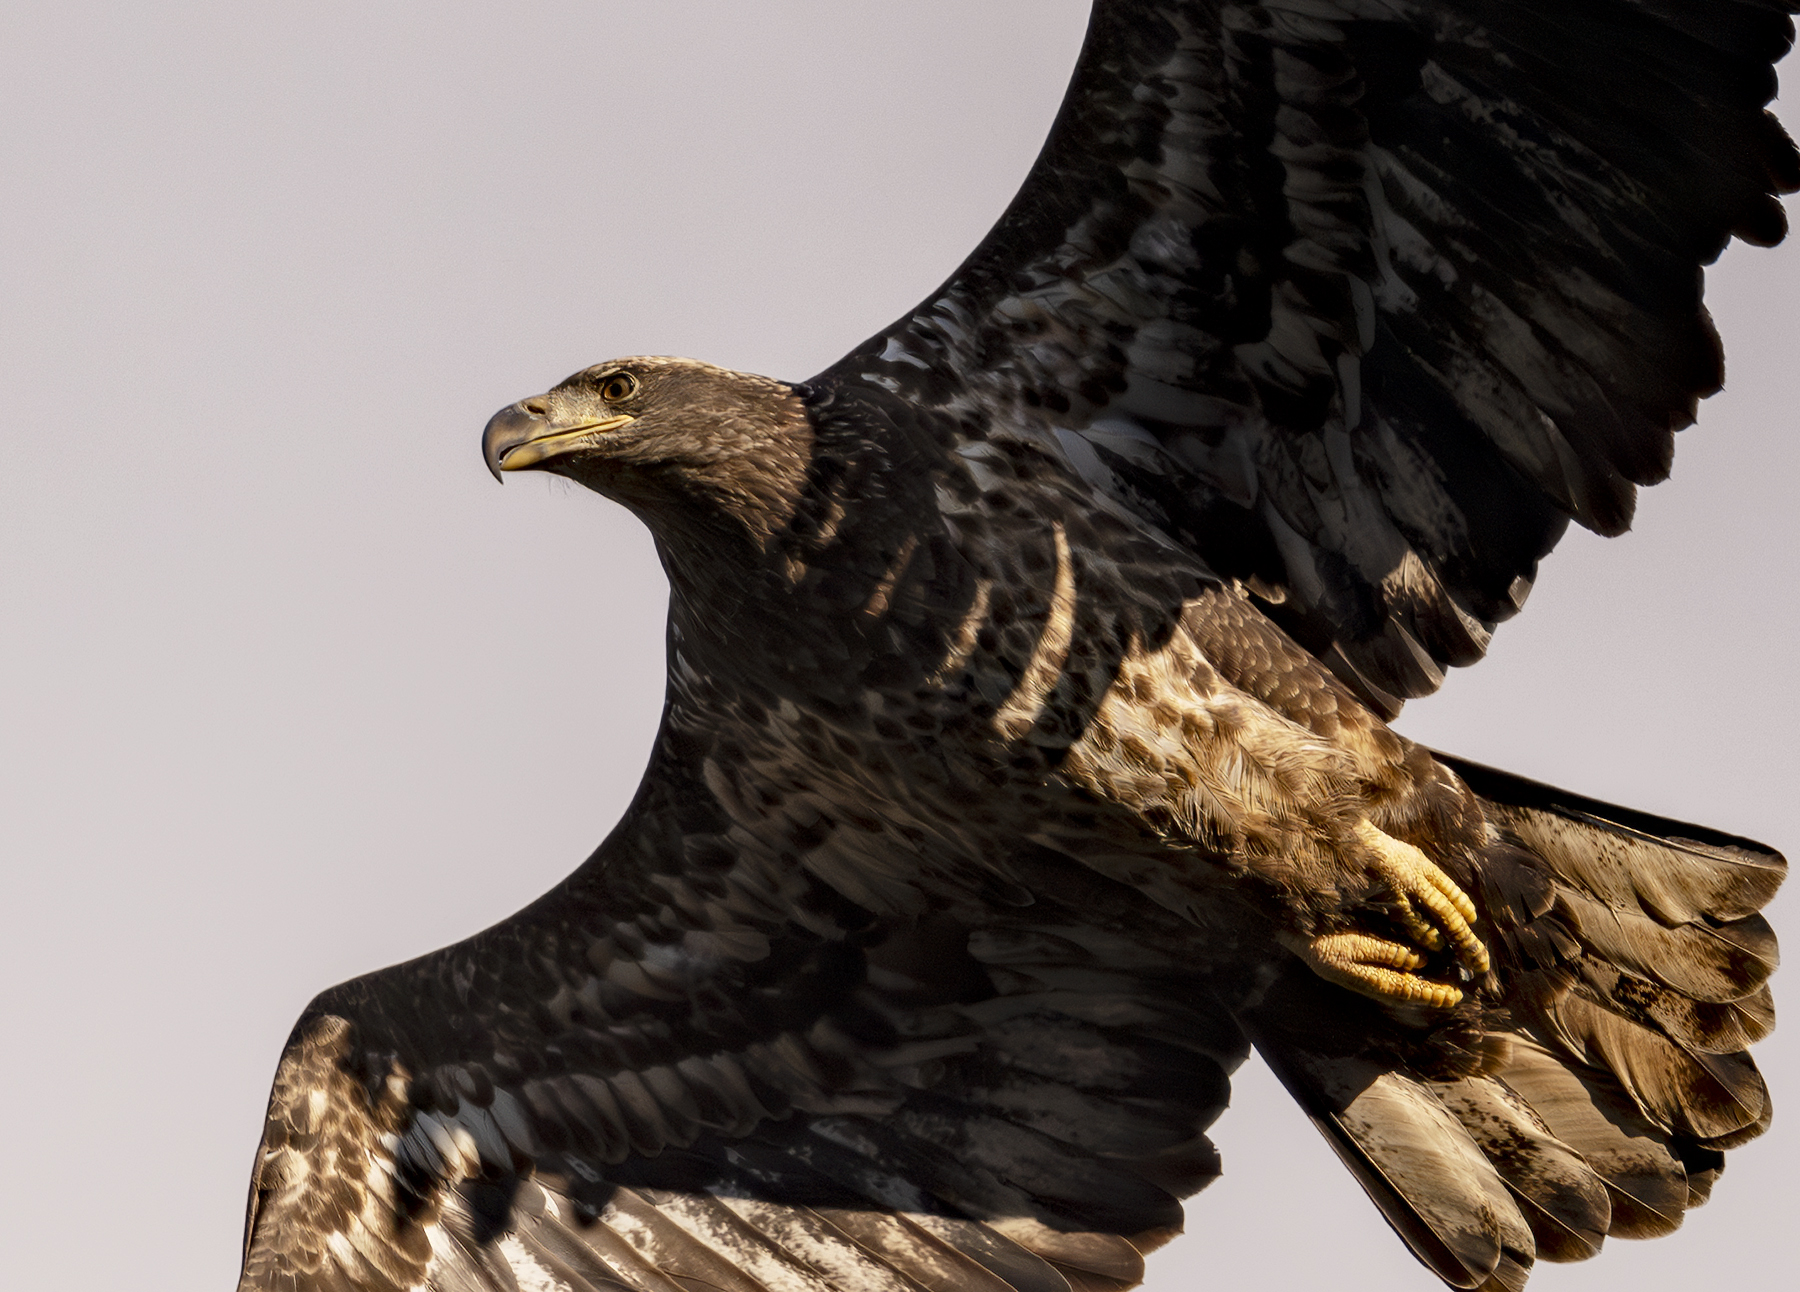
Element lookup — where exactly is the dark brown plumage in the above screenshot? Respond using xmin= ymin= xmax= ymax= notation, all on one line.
xmin=241 ymin=4 xmax=1793 ymax=1291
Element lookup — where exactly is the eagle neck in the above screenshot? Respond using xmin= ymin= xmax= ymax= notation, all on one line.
xmin=650 ymin=396 xmax=959 ymax=695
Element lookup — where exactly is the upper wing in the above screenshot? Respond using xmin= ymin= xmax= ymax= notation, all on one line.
xmin=238 ymin=738 xmax=1246 ymax=1292
xmin=815 ymin=0 xmax=1800 ymax=714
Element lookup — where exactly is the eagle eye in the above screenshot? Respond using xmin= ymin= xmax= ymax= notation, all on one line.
xmin=599 ymin=372 xmax=638 ymax=402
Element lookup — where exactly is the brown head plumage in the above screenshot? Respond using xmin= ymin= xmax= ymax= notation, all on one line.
xmin=483 ymin=355 xmax=814 ymax=549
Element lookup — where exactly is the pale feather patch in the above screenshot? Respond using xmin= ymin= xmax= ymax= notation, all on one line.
xmin=498 ymin=1235 xmax=575 ymax=1292
xmin=928 ymin=577 xmax=992 ymax=686
xmin=993 ymin=523 xmax=1077 ymax=740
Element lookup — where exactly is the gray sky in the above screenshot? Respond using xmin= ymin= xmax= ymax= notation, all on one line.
xmin=3 ymin=3 xmax=1795 ymax=1289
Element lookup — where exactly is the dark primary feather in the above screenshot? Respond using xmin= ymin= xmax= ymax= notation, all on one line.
xmin=240 ymin=757 xmax=1254 ymax=1292
xmin=823 ymin=0 xmax=1799 ymax=713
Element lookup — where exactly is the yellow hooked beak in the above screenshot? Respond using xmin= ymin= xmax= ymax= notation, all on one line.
xmin=481 ymin=406 xmax=636 ymax=480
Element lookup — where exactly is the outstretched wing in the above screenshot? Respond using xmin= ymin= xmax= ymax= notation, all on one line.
xmin=817 ymin=0 xmax=1799 ymax=713
xmin=238 ymin=739 xmax=1247 ymax=1292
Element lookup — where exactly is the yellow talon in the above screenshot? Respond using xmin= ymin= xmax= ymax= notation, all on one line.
xmin=1280 ymin=930 xmax=1465 ymax=1009
xmin=1281 ymin=823 xmax=1491 ymax=1010
xmin=1352 ymin=821 xmax=1490 ymax=977
xmin=1393 ymin=896 xmax=1446 ymax=953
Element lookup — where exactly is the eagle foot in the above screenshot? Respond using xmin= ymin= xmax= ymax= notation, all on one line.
xmin=1353 ymin=820 xmax=1490 ymax=978
xmin=1280 ymin=930 xmax=1467 ymax=1009
xmin=1280 ymin=822 xmax=1490 ymax=1010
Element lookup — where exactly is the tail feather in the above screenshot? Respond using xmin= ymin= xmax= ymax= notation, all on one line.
xmin=1246 ymin=756 xmax=1782 ymax=1290
xmin=1253 ymin=1034 xmax=1533 ymax=1292
xmin=1427 ymin=1074 xmax=1610 ymax=1264
xmin=1526 ymin=989 xmax=1767 ymax=1142
xmin=1569 ymin=959 xmax=1773 ymax=1055
xmin=1491 ymin=1037 xmax=1690 ymax=1240
xmin=1445 ymin=755 xmax=1781 ymax=1142
xmin=1445 ymin=757 xmax=1785 ymax=924
xmin=1547 ymin=887 xmax=1775 ymax=1002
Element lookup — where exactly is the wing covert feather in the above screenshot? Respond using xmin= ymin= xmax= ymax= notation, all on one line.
xmin=238 ymin=741 xmax=1249 ymax=1292
xmin=816 ymin=0 xmax=1799 ymax=711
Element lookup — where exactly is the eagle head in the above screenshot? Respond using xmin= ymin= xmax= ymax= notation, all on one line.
xmin=482 ymin=355 xmax=814 ymax=547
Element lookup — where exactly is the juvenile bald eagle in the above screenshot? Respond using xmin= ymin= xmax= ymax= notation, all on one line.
xmin=240 ymin=4 xmax=1794 ymax=1290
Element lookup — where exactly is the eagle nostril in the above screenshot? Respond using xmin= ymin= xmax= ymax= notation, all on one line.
xmin=523 ymin=398 xmax=548 ymax=416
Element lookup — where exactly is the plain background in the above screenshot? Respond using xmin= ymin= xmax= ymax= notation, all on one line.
xmin=3 ymin=3 xmax=1795 ymax=1289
